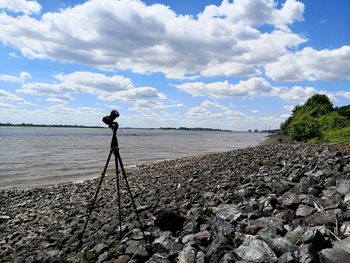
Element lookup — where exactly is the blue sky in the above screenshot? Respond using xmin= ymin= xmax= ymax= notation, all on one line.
xmin=0 ymin=0 xmax=349 ymax=130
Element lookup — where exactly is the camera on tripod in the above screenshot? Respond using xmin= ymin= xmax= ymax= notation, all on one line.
xmin=102 ymin=110 xmax=120 ymax=127
xmin=76 ymin=109 xmax=146 ymax=252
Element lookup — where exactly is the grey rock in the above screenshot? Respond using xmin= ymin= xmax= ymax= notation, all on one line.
xmin=235 ymin=235 xmax=277 ymax=262
xmin=298 ymin=244 xmax=317 ymax=263
xmin=125 ymin=240 xmax=140 ymax=255
xmin=178 ymin=243 xmax=196 ymax=263
xmin=279 ymin=192 xmax=300 ymax=207
xmin=318 ymin=247 xmax=350 ymax=263
xmin=336 ymin=179 xmax=350 ymax=195
xmin=303 ymin=227 xmax=331 ymax=251
xmin=96 ymin=251 xmax=109 ymax=263
xmin=296 ymin=205 xmax=315 ymax=217
xmin=340 ymin=221 xmax=350 ymax=236
xmin=278 ymin=252 xmax=296 ymax=263
xmin=213 ymin=204 xmax=243 ymax=222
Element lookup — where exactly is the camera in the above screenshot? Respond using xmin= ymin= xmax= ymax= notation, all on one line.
xmin=102 ymin=110 xmax=120 ymax=126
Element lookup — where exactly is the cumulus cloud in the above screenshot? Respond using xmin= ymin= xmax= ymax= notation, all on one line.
xmin=0 ymin=71 xmax=31 ymax=83
xmin=176 ymin=77 xmax=279 ymax=98
xmin=0 ymin=0 xmax=305 ymax=79
xmin=18 ymin=71 xmax=166 ymax=107
xmin=0 ymin=0 xmax=42 ymax=15
xmin=0 ymin=89 xmax=32 ymax=106
xmin=186 ymin=100 xmax=245 ymax=120
xmin=176 ymin=77 xmax=337 ymax=103
xmin=265 ymin=46 xmax=350 ymax=81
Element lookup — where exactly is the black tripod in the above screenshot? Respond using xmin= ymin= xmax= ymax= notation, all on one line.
xmin=76 ymin=120 xmax=145 ymax=251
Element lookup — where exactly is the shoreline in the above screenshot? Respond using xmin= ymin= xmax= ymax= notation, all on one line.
xmin=0 ymin=134 xmax=270 ymax=190
xmin=1 ymin=139 xmax=349 ymax=262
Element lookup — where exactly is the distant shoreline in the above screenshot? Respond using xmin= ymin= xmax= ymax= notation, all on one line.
xmin=0 ymin=123 xmax=237 ymax=132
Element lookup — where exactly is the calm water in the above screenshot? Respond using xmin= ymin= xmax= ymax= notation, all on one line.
xmin=0 ymin=127 xmax=267 ymax=188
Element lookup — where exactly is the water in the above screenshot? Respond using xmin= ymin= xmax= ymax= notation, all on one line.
xmin=0 ymin=127 xmax=267 ymax=188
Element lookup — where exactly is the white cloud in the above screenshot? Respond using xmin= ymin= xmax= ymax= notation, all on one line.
xmin=0 ymin=89 xmax=32 ymax=106
xmin=176 ymin=77 xmax=278 ymax=98
xmin=176 ymin=77 xmax=340 ymax=103
xmin=265 ymin=46 xmax=350 ymax=81
xmin=336 ymin=91 xmax=350 ymax=99
xmin=18 ymin=71 xmax=166 ymax=107
xmin=186 ymin=100 xmax=245 ymax=120
xmin=0 ymin=0 xmax=306 ymax=79
xmin=0 ymin=0 xmax=42 ymax=15
xmin=0 ymin=71 xmax=31 ymax=83
xmin=278 ymin=86 xmax=317 ymax=102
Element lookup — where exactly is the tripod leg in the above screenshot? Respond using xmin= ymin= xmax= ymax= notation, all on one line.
xmin=113 ymin=148 xmax=123 ymax=234
xmin=116 ymin=151 xmax=147 ymax=241
xmin=76 ymin=149 xmax=113 ymax=252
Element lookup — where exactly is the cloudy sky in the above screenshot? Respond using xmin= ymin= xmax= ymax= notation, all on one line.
xmin=0 ymin=0 xmax=349 ymax=130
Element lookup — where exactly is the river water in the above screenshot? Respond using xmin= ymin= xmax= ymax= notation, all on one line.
xmin=0 ymin=127 xmax=267 ymax=188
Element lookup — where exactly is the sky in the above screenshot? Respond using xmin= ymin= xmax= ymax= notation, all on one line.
xmin=0 ymin=0 xmax=349 ymax=131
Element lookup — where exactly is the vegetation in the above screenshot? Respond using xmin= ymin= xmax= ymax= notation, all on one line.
xmin=281 ymin=94 xmax=350 ymax=143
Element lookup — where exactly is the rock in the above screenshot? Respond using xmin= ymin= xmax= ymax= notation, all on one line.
xmin=194 ymin=230 xmax=211 ymax=246
xmin=115 ymin=255 xmax=130 ymax=263
xmin=235 ymin=235 xmax=277 ymax=262
xmin=125 ymin=240 xmax=140 ymax=255
xmin=303 ymin=227 xmax=331 ymax=251
xmin=298 ymin=244 xmax=317 ymax=263
xmin=257 ymin=228 xmax=294 ymax=255
xmin=212 ymin=204 xmax=243 ymax=222
xmin=220 ymin=253 xmax=236 ymax=263
xmin=336 ymin=179 xmax=350 ymax=195
xmin=177 ymin=243 xmax=196 ymax=263
xmin=278 ymin=252 xmax=296 ymax=263
xmin=93 ymin=243 xmax=109 ymax=254
xmin=305 ymin=209 xmax=343 ymax=226
xmin=96 ymin=251 xmax=109 ymax=263
xmin=318 ymin=247 xmax=350 ymax=263
xmin=153 ymin=236 xmax=182 ymax=255
xmin=207 ymin=235 xmax=234 ymax=263
xmin=154 ymin=209 xmax=186 ymax=232
xmin=181 ymin=234 xmax=195 ymax=244
xmin=340 ymin=222 xmax=350 ymax=236
xmin=334 ymin=236 xmax=350 ymax=254
xmin=296 ymin=205 xmax=315 ymax=217
xmin=279 ymin=192 xmax=300 ymax=207
xmin=214 ymin=217 xmax=235 ymax=236
xmin=344 ymin=193 xmax=350 ymax=204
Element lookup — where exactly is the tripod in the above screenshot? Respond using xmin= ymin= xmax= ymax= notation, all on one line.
xmin=76 ymin=121 xmax=146 ymax=251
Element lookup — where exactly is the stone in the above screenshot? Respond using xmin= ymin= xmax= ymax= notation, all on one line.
xmin=125 ymin=240 xmax=140 ymax=255
xmin=318 ymin=247 xmax=350 ymax=263
xmin=336 ymin=179 xmax=350 ymax=195
xmin=303 ymin=227 xmax=331 ymax=251
xmin=296 ymin=205 xmax=315 ymax=217
xmin=177 ymin=243 xmax=196 ymax=263
xmin=235 ymin=235 xmax=277 ymax=262
xmin=214 ymin=217 xmax=235 ymax=236
xmin=305 ymin=209 xmax=343 ymax=226
xmin=115 ymin=255 xmax=130 ymax=263
xmin=96 ymin=251 xmax=109 ymax=263
xmin=279 ymin=192 xmax=300 ymax=207
xmin=298 ymin=244 xmax=317 ymax=263
xmin=334 ymin=236 xmax=350 ymax=254
xmin=194 ymin=230 xmax=211 ymax=246
xmin=154 ymin=209 xmax=186 ymax=232
xmin=340 ymin=222 xmax=350 ymax=236
xmin=207 ymin=235 xmax=234 ymax=263
xmin=278 ymin=252 xmax=295 ymax=263
xmin=213 ymin=204 xmax=243 ymax=222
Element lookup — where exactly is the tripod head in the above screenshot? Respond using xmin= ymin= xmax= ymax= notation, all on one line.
xmin=103 ymin=110 xmax=120 ymax=130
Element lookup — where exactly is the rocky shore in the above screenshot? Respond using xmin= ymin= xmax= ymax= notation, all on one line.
xmin=1 ymin=139 xmax=350 ymax=262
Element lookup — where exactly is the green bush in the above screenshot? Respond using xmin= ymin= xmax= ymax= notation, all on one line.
xmin=281 ymin=94 xmax=350 ymax=143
